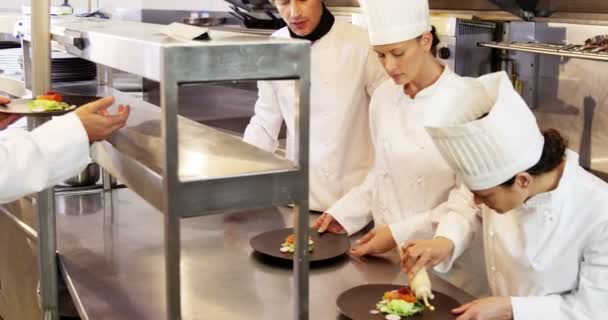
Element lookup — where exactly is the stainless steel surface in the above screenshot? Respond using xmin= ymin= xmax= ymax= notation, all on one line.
xmin=479 ymin=41 xmax=608 ymax=61
xmin=36 ymin=186 xmax=58 ymax=320
xmin=54 ymin=189 xmax=473 ymax=320
xmin=31 ymin=1 xmax=59 ymax=319
xmin=154 ymin=33 xmax=310 ymax=319
xmin=63 ymin=163 xmax=101 ymax=187
xmin=50 ymin=30 xmax=85 ymax=51
xmin=83 ymin=86 xmax=299 ymax=213
xmin=426 ymin=18 xmax=496 ymax=77
xmin=487 ymin=0 xmax=535 ymax=20
xmin=500 ymin=21 xmax=608 ymax=180
xmin=45 ymin=18 xmax=308 ymax=82
xmin=16 ymin=13 xmax=312 ymax=319
xmin=51 ymin=22 xmax=312 ymax=318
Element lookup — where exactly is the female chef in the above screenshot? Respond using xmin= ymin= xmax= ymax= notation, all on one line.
xmin=402 ymin=71 xmax=608 ymax=320
xmin=313 ymin=0 xmax=490 ymax=296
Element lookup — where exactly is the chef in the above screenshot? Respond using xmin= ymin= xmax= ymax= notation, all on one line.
xmin=312 ymin=0 xmax=490 ymax=297
xmin=402 ymin=71 xmax=608 ymax=320
xmin=0 ymin=95 xmax=129 ymax=203
xmin=243 ymin=0 xmax=387 ymax=212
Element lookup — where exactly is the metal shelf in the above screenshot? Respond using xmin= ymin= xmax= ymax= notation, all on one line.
xmin=479 ymin=41 xmax=608 ymax=62
xmin=83 ymin=86 xmax=300 ymax=215
xmin=15 ymin=9 xmax=312 ymax=320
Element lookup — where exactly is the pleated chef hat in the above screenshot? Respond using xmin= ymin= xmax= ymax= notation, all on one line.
xmin=360 ymin=0 xmax=432 ymax=45
xmin=425 ymin=72 xmax=545 ymax=191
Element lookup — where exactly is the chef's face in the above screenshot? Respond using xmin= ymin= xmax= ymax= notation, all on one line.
xmin=274 ymin=0 xmax=323 ymax=37
xmin=373 ymin=32 xmax=434 ymax=85
xmin=472 ymin=173 xmax=533 ymax=214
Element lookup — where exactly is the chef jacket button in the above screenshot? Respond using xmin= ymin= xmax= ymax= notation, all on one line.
xmin=543 ymin=210 xmax=550 ymax=216
xmin=548 ymin=215 xmax=555 ymax=222
xmin=489 ymin=231 xmax=495 ymax=237
xmin=491 ymin=266 xmax=496 ymax=272
xmin=416 ymin=177 xmax=423 ymax=184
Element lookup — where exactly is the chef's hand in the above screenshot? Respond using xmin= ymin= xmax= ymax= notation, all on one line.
xmin=312 ymin=212 xmax=345 ymax=234
xmin=453 ymin=297 xmax=513 ymax=320
xmin=75 ymin=96 xmax=130 ymax=142
xmin=0 ymin=96 xmax=22 ymax=130
xmin=401 ymin=237 xmax=454 ymax=280
xmin=350 ymin=225 xmax=396 ymax=257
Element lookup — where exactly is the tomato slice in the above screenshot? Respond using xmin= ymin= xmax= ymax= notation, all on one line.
xmin=36 ymin=91 xmax=62 ymax=102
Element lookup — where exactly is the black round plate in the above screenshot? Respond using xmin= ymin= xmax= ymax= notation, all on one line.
xmin=250 ymin=227 xmax=350 ymax=262
xmin=0 ymin=95 xmax=101 ymax=117
xmin=337 ymin=284 xmax=461 ymax=320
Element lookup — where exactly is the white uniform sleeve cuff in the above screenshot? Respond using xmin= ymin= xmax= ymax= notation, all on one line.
xmin=433 ymin=211 xmax=472 ymax=273
xmin=389 ymin=212 xmax=432 ymax=247
xmin=31 ymin=112 xmax=91 ymax=184
xmin=329 ymin=200 xmax=372 ymax=236
xmin=511 ymin=296 xmax=561 ymax=320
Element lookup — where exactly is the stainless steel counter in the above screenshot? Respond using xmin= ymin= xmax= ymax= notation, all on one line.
xmin=55 ymin=189 xmax=472 ymax=320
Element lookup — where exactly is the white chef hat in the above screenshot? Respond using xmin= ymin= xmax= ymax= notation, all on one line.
xmin=360 ymin=0 xmax=432 ymax=45
xmin=425 ymin=72 xmax=545 ymax=190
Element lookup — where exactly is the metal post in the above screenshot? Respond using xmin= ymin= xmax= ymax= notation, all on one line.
xmin=21 ymin=40 xmax=33 ymax=91
xmin=35 ymin=188 xmax=57 ymax=320
xmin=161 ymin=48 xmax=182 ymax=320
xmin=294 ymin=63 xmax=311 ymax=319
xmin=31 ymin=1 xmax=58 ymax=320
xmin=99 ymin=66 xmax=116 ymax=195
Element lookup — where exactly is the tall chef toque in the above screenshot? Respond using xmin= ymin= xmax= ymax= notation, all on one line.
xmin=425 ymin=72 xmax=545 ymax=190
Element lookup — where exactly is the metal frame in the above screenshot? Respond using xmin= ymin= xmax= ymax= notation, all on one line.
xmin=479 ymin=41 xmax=608 ymax=62
xmin=23 ymin=4 xmax=312 ymax=319
xmin=28 ymin=1 xmax=59 ymax=320
xmin=155 ymin=42 xmax=311 ymax=320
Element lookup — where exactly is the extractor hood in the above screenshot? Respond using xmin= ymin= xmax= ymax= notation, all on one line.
xmin=324 ymin=0 xmax=608 ymax=18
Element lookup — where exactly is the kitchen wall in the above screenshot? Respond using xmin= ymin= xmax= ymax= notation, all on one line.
xmin=505 ymin=21 xmax=608 ymax=179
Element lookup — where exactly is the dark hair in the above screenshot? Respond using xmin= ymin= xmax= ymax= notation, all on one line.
xmin=418 ymin=25 xmax=440 ymax=57
xmin=501 ymin=129 xmax=567 ymax=186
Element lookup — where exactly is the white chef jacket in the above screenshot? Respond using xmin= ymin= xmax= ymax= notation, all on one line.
xmin=243 ymin=21 xmax=387 ymax=212
xmin=435 ymin=150 xmax=608 ymax=319
xmin=328 ymin=65 xmax=488 ymax=245
xmin=0 ymin=113 xmax=90 ymax=204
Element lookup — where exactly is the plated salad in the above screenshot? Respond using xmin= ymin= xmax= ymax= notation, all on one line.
xmin=27 ymin=91 xmax=76 ymax=112
xmin=373 ymin=287 xmax=433 ymax=320
xmin=280 ymin=234 xmax=314 ymax=253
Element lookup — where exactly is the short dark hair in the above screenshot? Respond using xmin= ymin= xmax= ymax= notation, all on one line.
xmin=501 ymin=129 xmax=567 ymax=186
xmin=418 ymin=25 xmax=440 ymax=57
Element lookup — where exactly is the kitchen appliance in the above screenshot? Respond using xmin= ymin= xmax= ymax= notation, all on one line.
xmin=433 ymin=17 xmax=497 ymax=77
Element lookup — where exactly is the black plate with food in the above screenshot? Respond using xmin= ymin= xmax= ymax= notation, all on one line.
xmin=337 ymin=284 xmax=461 ymax=320
xmin=250 ymin=227 xmax=350 ymax=264
xmin=0 ymin=93 xmax=101 ymax=117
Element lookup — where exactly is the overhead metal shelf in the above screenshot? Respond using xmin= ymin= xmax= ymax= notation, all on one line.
xmin=85 ymin=86 xmax=300 ymax=215
xmin=479 ymin=41 xmax=608 ymax=62
xmin=13 ymin=12 xmax=312 ymax=320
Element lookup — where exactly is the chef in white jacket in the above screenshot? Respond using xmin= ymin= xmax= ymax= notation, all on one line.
xmin=402 ymin=71 xmax=608 ymax=320
xmin=0 ymin=95 xmax=129 ymax=203
xmin=314 ymin=0 xmax=488 ymax=259
xmin=243 ymin=0 xmax=386 ymax=213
